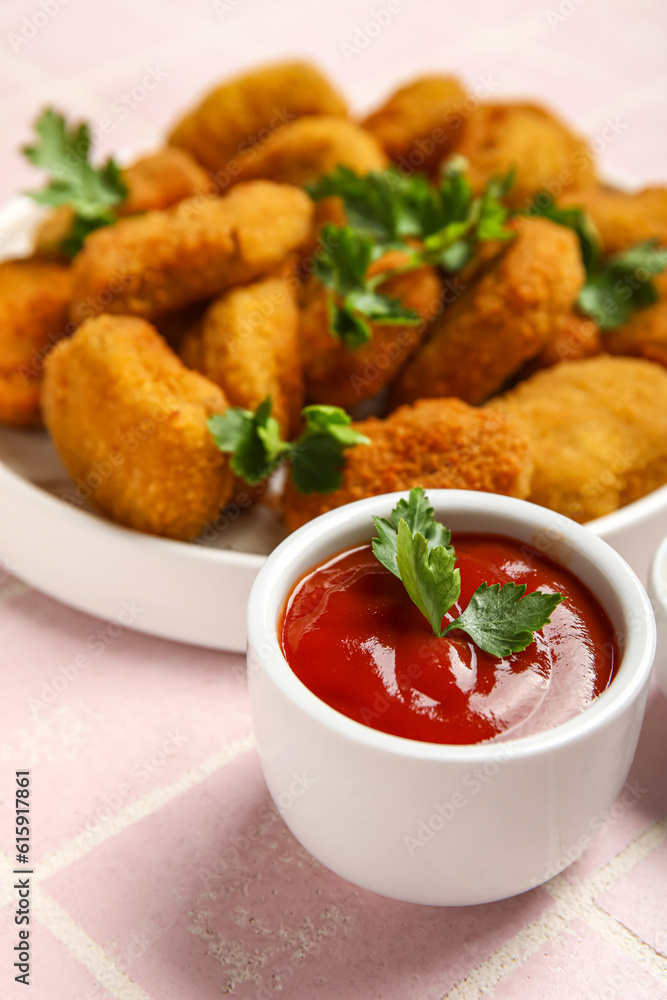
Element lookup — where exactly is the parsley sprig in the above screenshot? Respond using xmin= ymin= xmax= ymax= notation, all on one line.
xmin=372 ymin=488 xmax=563 ymax=657
xmin=208 ymin=397 xmax=369 ymax=494
xmin=307 ymin=160 xmax=514 ymax=349
xmin=23 ymin=108 xmax=127 ymax=257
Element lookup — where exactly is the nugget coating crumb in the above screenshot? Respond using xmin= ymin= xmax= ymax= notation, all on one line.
xmin=392 ymin=219 xmax=585 ymax=407
xmin=560 ymin=186 xmax=667 ymax=253
xmin=235 ymin=116 xmax=387 ymax=185
xmin=299 ymin=250 xmax=441 ymax=408
xmin=201 ymin=275 xmax=302 ymax=436
xmin=362 ymin=75 xmax=467 ymax=171
xmin=69 ymin=181 xmax=313 ymax=323
xmin=42 ymin=315 xmax=233 ymax=540
xmin=282 ymin=397 xmax=533 ymax=531
xmin=168 ymin=61 xmax=347 ymax=175
xmin=523 ymin=313 xmax=601 ymax=374
xmin=605 ymin=272 xmax=667 ymax=367
xmin=0 ymin=258 xmax=72 ymax=427
xmin=487 ymin=355 xmax=667 ymax=523
xmin=452 ymin=103 xmax=596 ymax=209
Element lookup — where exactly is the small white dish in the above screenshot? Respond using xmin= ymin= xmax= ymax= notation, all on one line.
xmin=648 ymin=535 xmax=667 ymax=698
xmin=247 ymin=490 xmax=655 ymax=906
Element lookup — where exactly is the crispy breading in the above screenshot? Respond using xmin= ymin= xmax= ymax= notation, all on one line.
xmin=42 ymin=315 xmax=233 ymax=540
xmin=452 ymin=102 xmax=596 ymax=209
xmin=33 ymin=147 xmax=211 ymax=260
xmin=487 ymin=355 xmax=667 ymax=523
xmin=168 ymin=60 xmax=347 ymax=175
xmin=69 ymin=181 xmax=313 ymax=323
xmin=282 ymin=397 xmax=534 ymax=531
xmin=362 ymin=75 xmax=467 ymax=172
xmin=234 ymin=116 xmax=387 ymax=186
xmin=604 ymin=272 xmax=667 ymax=367
xmin=523 ymin=312 xmax=602 ymax=374
xmin=200 ymin=275 xmax=302 ymax=437
xmin=392 ymin=219 xmax=585 ymax=407
xmin=560 ymin=185 xmax=667 ymax=253
xmin=299 ymin=249 xmax=441 ymax=409
xmin=0 ymin=258 xmax=72 ymax=427
xmin=178 ymin=320 xmax=206 ymax=371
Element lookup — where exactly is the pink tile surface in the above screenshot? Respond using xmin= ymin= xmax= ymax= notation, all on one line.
xmin=1 ymin=0 xmax=667 ymax=997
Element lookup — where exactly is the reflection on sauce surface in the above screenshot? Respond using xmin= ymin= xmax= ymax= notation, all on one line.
xmin=280 ymin=535 xmax=618 ymax=745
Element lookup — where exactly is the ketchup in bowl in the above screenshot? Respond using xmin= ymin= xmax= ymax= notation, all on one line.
xmin=280 ymin=533 xmax=618 ymax=745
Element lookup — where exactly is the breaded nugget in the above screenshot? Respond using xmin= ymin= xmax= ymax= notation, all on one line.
xmin=605 ymin=272 xmax=667 ymax=367
xmin=178 ymin=320 xmax=206 ymax=371
xmin=452 ymin=103 xmax=596 ymax=209
xmin=362 ymin=75 xmax=467 ymax=172
xmin=69 ymin=181 xmax=313 ymax=323
xmin=560 ymin=186 xmax=667 ymax=253
xmin=234 ymin=116 xmax=387 ymax=186
xmin=200 ymin=275 xmax=302 ymax=436
xmin=33 ymin=147 xmax=210 ymax=260
xmin=299 ymin=250 xmax=441 ymax=409
xmin=0 ymin=258 xmax=72 ymax=427
xmin=523 ymin=313 xmax=601 ymax=374
xmin=283 ymin=397 xmax=533 ymax=531
xmin=42 ymin=315 xmax=233 ymax=540
xmin=392 ymin=218 xmax=585 ymax=407
xmin=168 ymin=60 xmax=347 ymax=175
xmin=487 ymin=355 xmax=667 ymax=522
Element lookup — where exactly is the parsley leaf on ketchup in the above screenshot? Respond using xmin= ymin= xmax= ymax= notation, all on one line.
xmin=208 ymin=398 xmax=369 ymax=494
xmin=23 ymin=108 xmax=127 ymax=257
xmin=372 ymin=487 xmax=564 ymax=657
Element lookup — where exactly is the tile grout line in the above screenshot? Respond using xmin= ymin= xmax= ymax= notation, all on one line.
xmin=443 ymin=814 xmax=667 ymax=999
xmin=34 ymin=885 xmax=155 ymax=1000
xmin=37 ymin=731 xmax=256 ymax=881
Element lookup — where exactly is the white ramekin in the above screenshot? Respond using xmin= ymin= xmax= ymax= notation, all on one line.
xmin=648 ymin=535 xmax=667 ymax=698
xmin=246 ymin=490 xmax=655 ymax=906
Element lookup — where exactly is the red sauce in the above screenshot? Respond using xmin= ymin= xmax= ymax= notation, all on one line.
xmin=280 ymin=534 xmax=618 ymax=745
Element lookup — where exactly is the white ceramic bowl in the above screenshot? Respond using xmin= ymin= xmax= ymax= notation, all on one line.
xmin=648 ymin=535 xmax=667 ymax=697
xmin=247 ymin=490 xmax=655 ymax=906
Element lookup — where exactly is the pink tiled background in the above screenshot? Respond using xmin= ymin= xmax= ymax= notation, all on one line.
xmin=1 ymin=0 xmax=667 ymax=997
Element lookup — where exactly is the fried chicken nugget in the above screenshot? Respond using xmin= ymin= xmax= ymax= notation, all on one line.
xmin=299 ymin=250 xmax=441 ymax=409
xmin=283 ymin=397 xmax=533 ymax=531
xmin=452 ymin=103 xmax=596 ymax=209
xmin=560 ymin=186 xmax=667 ymax=253
xmin=42 ymin=315 xmax=233 ymax=540
xmin=362 ymin=75 xmax=467 ymax=172
xmin=487 ymin=355 xmax=667 ymax=523
xmin=0 ymin=258 xmax=72 ymax=427
xmin=199 ymin=275 xmax=302 ymax=437
xmin=605 ymin=272 xmax=667 ymax=367
xmin=523 ymin=312 xmax=601 ymax=374
xmin=233 ymin=116 xmax=387 ymax=186
xmin=33 ymin=147 xmax=210 ymax=260
xmin=168 ymin=61 xmax=347 ymax=175
xmin=392 ymin=218 xmax=585 ymax=407
xmin=69 ymin=181 xmax=313 ymax=323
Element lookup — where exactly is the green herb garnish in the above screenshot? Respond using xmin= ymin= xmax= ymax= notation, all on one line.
xmin=308 ymin=160 xmax=514 ymax=349
xmin=372 ymin=487 xmax=564 ymax=657
xmin=518 ymin=192 xmax=601 ymax=272
xmin=208 ymin=397 xmax=369 ymax=494
xmin=577 ymin=240 xmax=667 ymax=330
xmin=23 ymin=108 xmax=127 ymax=257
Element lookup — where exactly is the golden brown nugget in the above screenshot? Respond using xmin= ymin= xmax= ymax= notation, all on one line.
xmin=168 ymin=60 xmax=347 ymax=175
xmin=0 ymin=258 xmax=72 ymax=427
xmin=283 ymin=398 xmax=533 ymax=531
xmin=362 ymin=75 xmax=467 ymax=172
xmin=560 ymin=186 xmax=667 ymax=253
xmin=178 ymin=320 xmax=206 ymax=371
xmin=524 ymin=313 xmax=602 ymax=374
xmin=392 ymin=218 xmax=585 ymax=407
xmin=488 ymin=355 xmax=667 ymax=523
xmin=605 ymin=272 xmax=667 ymax=367
xmin=234 ymin=116 xmax=387 ymax=186
xmin=200 ymin=275 xmax=302 ymax=437
xmin=69 ymin=181 xmax=313 ymax=323
xmin=42 ymin=315 xmax=233 ymax=540
xmin=34 ymin=147 xmax=211 ymax=260
xmin=452 ymin=103 xmax=596 ymax=209
xmin=299 ymin=250 xmax=441 ymax=409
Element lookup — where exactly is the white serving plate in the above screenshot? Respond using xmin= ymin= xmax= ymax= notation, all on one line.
xmin=1 ymin=197 xmax=666 ymax=653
